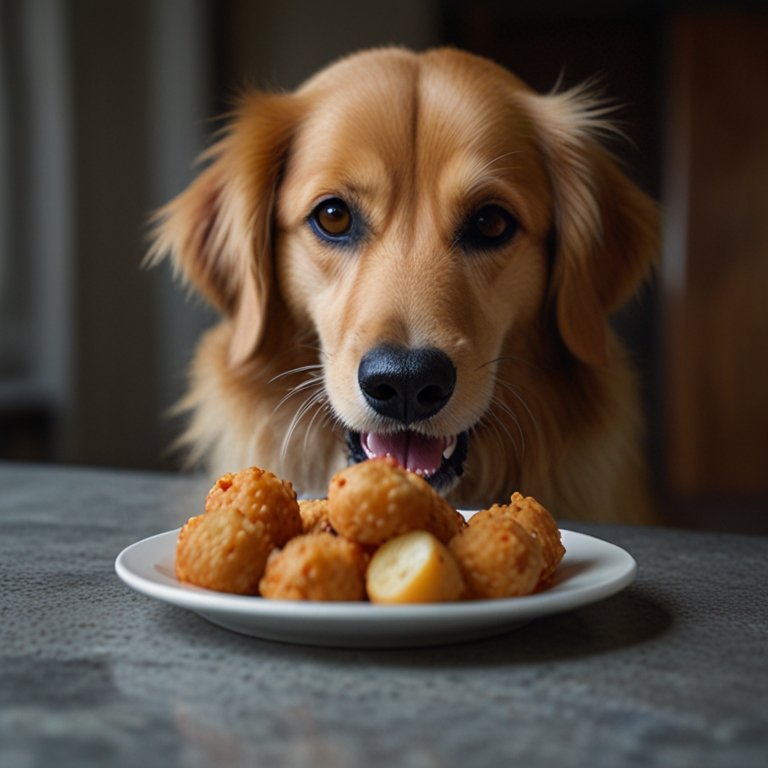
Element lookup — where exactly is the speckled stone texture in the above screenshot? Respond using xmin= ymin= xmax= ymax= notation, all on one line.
xmin=1 ymin=462 xmax=766 ymax=768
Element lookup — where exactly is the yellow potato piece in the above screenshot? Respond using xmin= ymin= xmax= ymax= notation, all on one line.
xmin=366 ymin=530 xmax=465 ymax=604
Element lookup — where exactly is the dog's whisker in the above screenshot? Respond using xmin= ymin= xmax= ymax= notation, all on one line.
xmin=281 ymin=389 xmax=328 ymax=462
xmin=494 ymin=379 xmax=540 ymax=434
xmin=478 ymin=412 xmax=512 ymax=459
xmin=294 ymin=389 xmax=327 ymax=425
xmin=476 ymin=355 xmax=549 ymax=375
xmin=488 ymin=395 xmax=525 ymax=459
xmin=272 ymin=375 xmax=325 ymax=415
xmin=269 ymin=364 xmax=324 ymax=384
xmin=303 ymin=394 xmax=334 ymax=455
xmin=276 ymin=389 xmax=326 ymax=458
xmin=493 ymin=419 xmax=521 ymax=461
xmin=273 ymin=387 xmax=316 ymax=418
xmin=475 ymin=406 xmax=521 ymax=461
xmin=285 ymin=375 xmax=325 ymax=398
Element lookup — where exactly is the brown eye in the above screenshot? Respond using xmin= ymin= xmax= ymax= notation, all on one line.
xmin=311 ymin=198 xmax=353 ymax=239
xmin=476 ymin=207 xmax=510 ymax=238
xmin=460 ymin=204 xmax=519 ymax=250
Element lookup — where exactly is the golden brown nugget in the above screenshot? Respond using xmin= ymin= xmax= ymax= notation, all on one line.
xmin=298 ymin=498 xmax=334 ymax=534
xmin=450 ymin=513 xmax=544 ymax=599
xmin=472 ymin=496 xmax=564 ymax=585
xmin=508 ymin=492 xmax=565 ymax=583
xmin=327 ymin=457 xmax=435 ymax=545
xmin=176 ymin=466 xmax=302 ymax=593
xmin=366 ymin=530 xmax=465 ymax=604
xmin=176 ymin=507 xmax=281 ymax=594
xmin=259 ymin=533 xmax=366 ymax=601
xmin=203 ymin=466 xmax=301 ymax=545
xmin=425 ymin=496 xmax=468 ymax=544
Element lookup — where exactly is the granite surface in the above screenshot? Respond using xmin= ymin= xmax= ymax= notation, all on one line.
xmin=1 ymin=462 xmax=767 ymax=768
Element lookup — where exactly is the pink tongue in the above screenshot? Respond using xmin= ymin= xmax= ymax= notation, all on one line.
xmin=363 ymin=432 xmax=446 ymax=476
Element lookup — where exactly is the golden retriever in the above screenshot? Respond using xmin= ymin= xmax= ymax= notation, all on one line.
xmin=150 ymin=47 xmax=658 ymax=523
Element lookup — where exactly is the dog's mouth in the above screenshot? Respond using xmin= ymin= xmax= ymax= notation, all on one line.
xmin=346 ymin=429 xmax=469 ymax=492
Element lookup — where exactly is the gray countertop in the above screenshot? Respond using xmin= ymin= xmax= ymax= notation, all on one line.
xmin=1 ymin=462 xmax=766 ymax=768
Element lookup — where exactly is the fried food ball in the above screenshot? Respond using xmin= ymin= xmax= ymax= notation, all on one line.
xmin=327 ymin=457 xmax=437 ymax=545
xmin=449 ymin=513 xmax=544 ymax=599
xmin=203 ymin=467 xmax=301 ymax=543
xmin=298 ymin=498 xmax=334 ymax=534
xmin=175 ymin=508 xmax=276 ymax=594
xmin=508 ymin=492 xmax=565 ymax=583
xmin=425 ymin=496 xmax=468 ymax=544
xmin=177 ymin=463 xmax=562 ymax=602
xmin=176 ymin=466 xmax=302 ymax=594
xmin=471 ymin=494 xmax=564 ymax=585
xmin=366 ymin=530 xmax=465 ymax=604
xmin=259 ymin=533 xmax=366 ymax=601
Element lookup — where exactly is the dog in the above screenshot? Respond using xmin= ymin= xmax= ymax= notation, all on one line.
xmin=150 ymin=47 xmax=658 ymax=523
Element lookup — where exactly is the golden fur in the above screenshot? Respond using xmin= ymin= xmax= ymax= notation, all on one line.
xmin=150 ymin=48 xmax=658 ymax=523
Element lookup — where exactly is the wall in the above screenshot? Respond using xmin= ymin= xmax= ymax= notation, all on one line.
xmin=446 ymin=0 xmax=768 ymax=532
xmin=0 ymin=0 xmax=440 ymax=470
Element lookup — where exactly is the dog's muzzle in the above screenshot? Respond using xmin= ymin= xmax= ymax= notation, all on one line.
xmin=346 ymin=344 xmax=469 ymax=491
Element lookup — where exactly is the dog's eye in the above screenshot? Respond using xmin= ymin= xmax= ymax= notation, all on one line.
xmin=460 ymin=205 xmax=519 ymax=250
xmin=310 ymin=198 xmax=353 ymax=240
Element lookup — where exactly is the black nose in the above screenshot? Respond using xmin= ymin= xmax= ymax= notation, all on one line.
xmin=357 ymin=345 xmax=456 ymax=425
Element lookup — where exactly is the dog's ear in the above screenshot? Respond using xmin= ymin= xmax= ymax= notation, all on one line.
xmin=148 ymin=93 xmax=301 ymax=367
xmin=522 ymin=87 xmax=659 ymax=367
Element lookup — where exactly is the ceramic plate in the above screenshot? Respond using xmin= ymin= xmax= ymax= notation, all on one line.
xmin=115 ymin=522 xmax=636 ymax=648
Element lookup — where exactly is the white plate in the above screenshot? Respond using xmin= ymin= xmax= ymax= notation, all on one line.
xmin=115 ymin=524 xmax=636 ymax=648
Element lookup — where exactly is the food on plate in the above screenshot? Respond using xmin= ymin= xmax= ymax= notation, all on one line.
xmin=175 ymin=467 xmax=302 ymax=594
xmin=326 ymin=456 xmax=467 ymax=545
xmin=175 ymin=459 xmax=564 ymax=602
xmin=298 ymin=498 xmax=334 ymax=534
xmin=424 ymin=495 xmax=469 ymax=544
xmin=204 ymin=467 xmax=301 ymax=544
xmin=449 ymin=513 xmax=545 ymax=599
xmin=259 ymin=532 xmax=367 ymax=601
xmin=508 ymin=492 xmax=566 ymax=583
xmin=366 ymin=530 xmax=465 ymax=604
xmin=327 ymin=456 xmax=435 ymax=544
xmin=469 ymin=493 xmax=565 ymax=586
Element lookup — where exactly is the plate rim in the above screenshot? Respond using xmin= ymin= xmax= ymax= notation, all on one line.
xmin=115 ymin=526 xmax=637 ymax=628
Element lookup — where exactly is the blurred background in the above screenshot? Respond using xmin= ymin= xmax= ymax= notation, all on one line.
xmin=1 ymin=0 xmax=766 ymax=533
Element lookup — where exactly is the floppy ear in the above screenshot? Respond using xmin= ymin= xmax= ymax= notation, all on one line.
xmin=522 ymin=87 xmax=659 ymax=367
xmin=148 ymin=93 xmax=301 ymax=367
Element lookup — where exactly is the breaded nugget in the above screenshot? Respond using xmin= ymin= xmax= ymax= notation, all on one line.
xmin=176 ymin=466 xmax=302 ymax=594
xmin=259 ymin=532 xmax=366 ymax=601
xmin=204 ymin=466 xmax=301 ymax=544
xmin=508 ymin=492 xmax=565 ymax=583
xmin=327 ymin=457 xmax=435 ymax=545
xmin=425 ymin=496 xmax=468 ymax=544
xmin=298 ymin=498 xmax=334 ymax=534
xmin=471 ymin=495 xmax=564 ymax=584
xmin=175 ymin=508 xmax=276 ymax=594
xmin=366 ymin=530 xmax=465 ymax=604
xmin=450 ymin=513 xmax=544 ymax=598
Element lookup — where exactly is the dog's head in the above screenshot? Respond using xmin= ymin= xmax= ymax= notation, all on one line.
xmin=151 ymin=48 xmax=657 ymax=495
